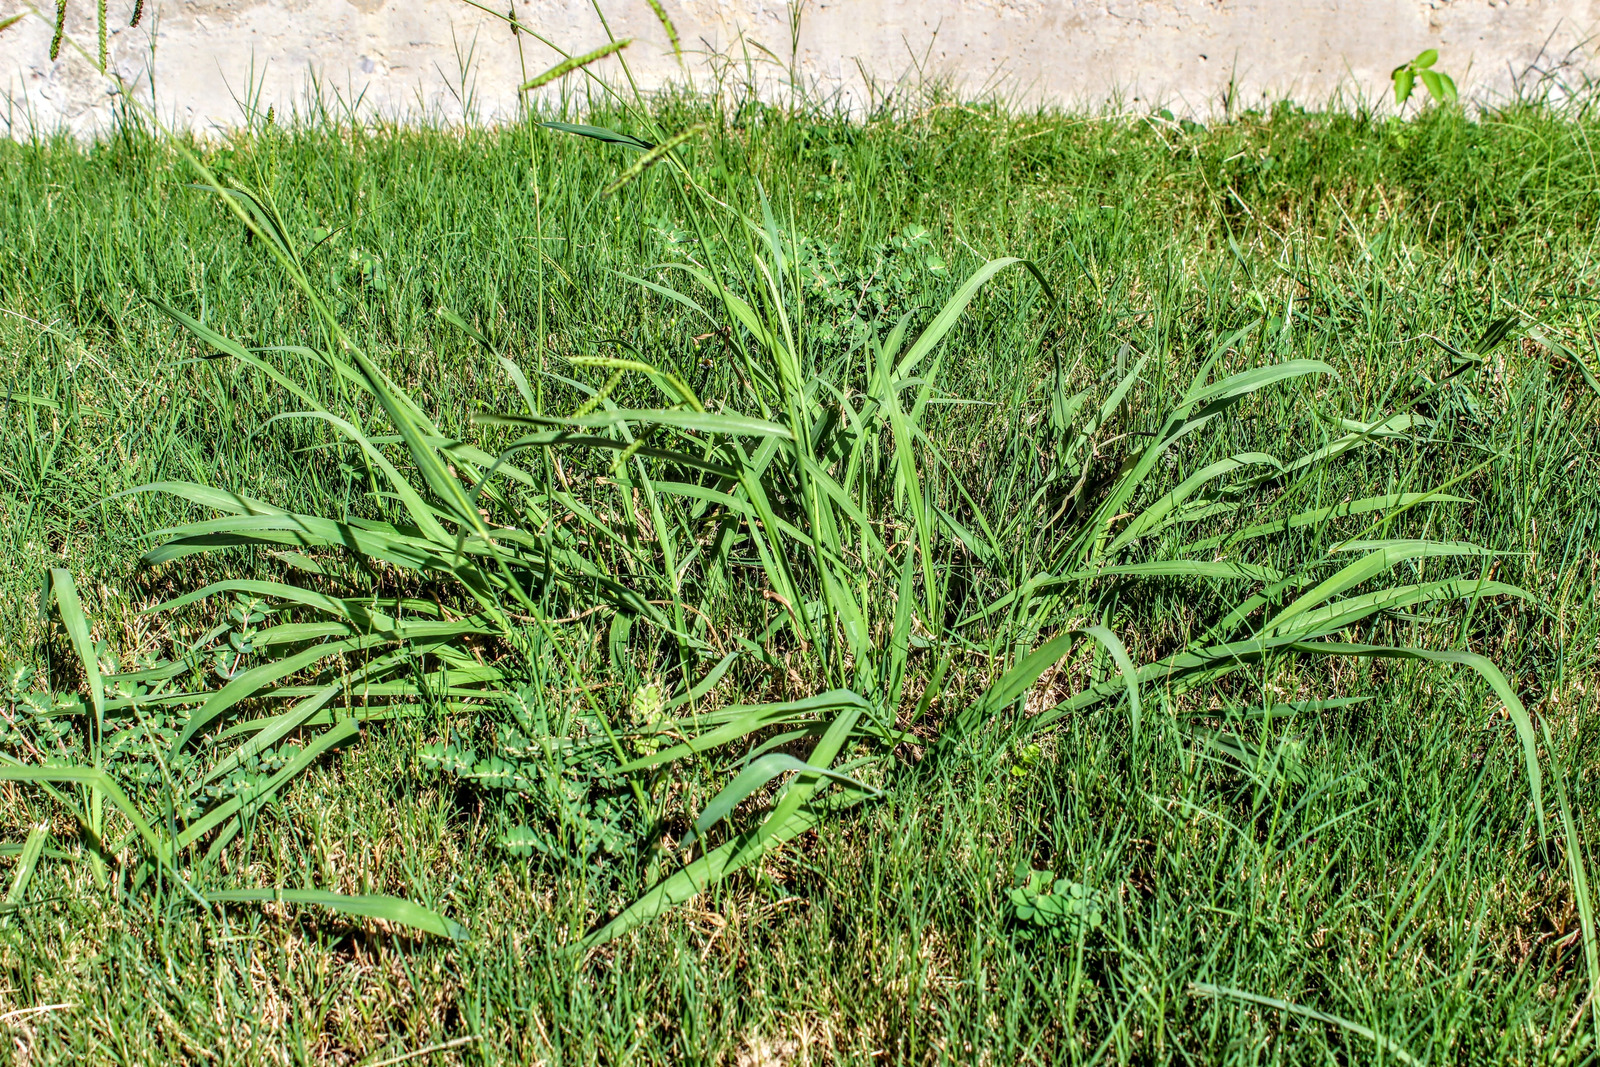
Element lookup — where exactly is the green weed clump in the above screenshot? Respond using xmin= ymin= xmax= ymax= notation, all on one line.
xmin=1 ymin=13 xmax=1599 ymax=1061
xmin=102 ymin=127 xmax=1539 ymax=952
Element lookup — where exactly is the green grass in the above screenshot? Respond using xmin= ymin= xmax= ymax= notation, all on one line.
xmin=2 ymin=84 xmax=1600 ymax=1064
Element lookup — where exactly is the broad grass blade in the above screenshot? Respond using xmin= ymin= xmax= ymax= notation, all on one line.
xmin=202 ymin=888 xmax=466 ymax=940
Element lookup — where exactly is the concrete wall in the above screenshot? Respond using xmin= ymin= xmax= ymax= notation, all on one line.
xmin=4 ymin=0 xmax=1599 ymax=135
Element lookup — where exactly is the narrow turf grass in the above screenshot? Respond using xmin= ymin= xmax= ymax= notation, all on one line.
xmin=1 ymin=95 xmax=1598 ymax=1063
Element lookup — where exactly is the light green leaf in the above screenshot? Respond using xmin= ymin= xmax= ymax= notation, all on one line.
xmin=688 ymin=753 xmax=880 ymax=843
xmin=203 ymin=888 xmax=466 ymax=940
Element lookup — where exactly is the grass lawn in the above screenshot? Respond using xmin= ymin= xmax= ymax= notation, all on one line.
xmin=1 ymin=90 xmax=1599 ymax=1064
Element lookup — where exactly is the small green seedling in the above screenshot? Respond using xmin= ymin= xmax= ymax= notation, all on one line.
xmin=1392 ymin=50 xmax=1458 ymax=107
xmin=1009 ymin=742 xmax=1043 ymax=779
xmin=1007 ymin=868 xmax=1104 ymax=942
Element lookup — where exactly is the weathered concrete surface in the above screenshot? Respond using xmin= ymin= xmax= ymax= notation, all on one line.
xmin=4 ymin=1 xmax=1599 ymax=135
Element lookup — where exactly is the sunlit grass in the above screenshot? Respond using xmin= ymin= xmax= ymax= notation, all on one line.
xmin=0 ymin=78 xmax=1598 ymax=1062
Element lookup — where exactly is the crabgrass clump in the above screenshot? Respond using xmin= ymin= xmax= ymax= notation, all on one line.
xmin=91 ymin=112 xmax=1549 ymax=957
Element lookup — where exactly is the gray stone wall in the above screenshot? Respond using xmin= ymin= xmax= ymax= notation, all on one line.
xmin=4 ymin=1 xmax=1598 ymax=135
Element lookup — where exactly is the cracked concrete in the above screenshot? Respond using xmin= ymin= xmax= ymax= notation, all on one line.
xmin=3 ymin=0 xmax=1598 ymax=136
